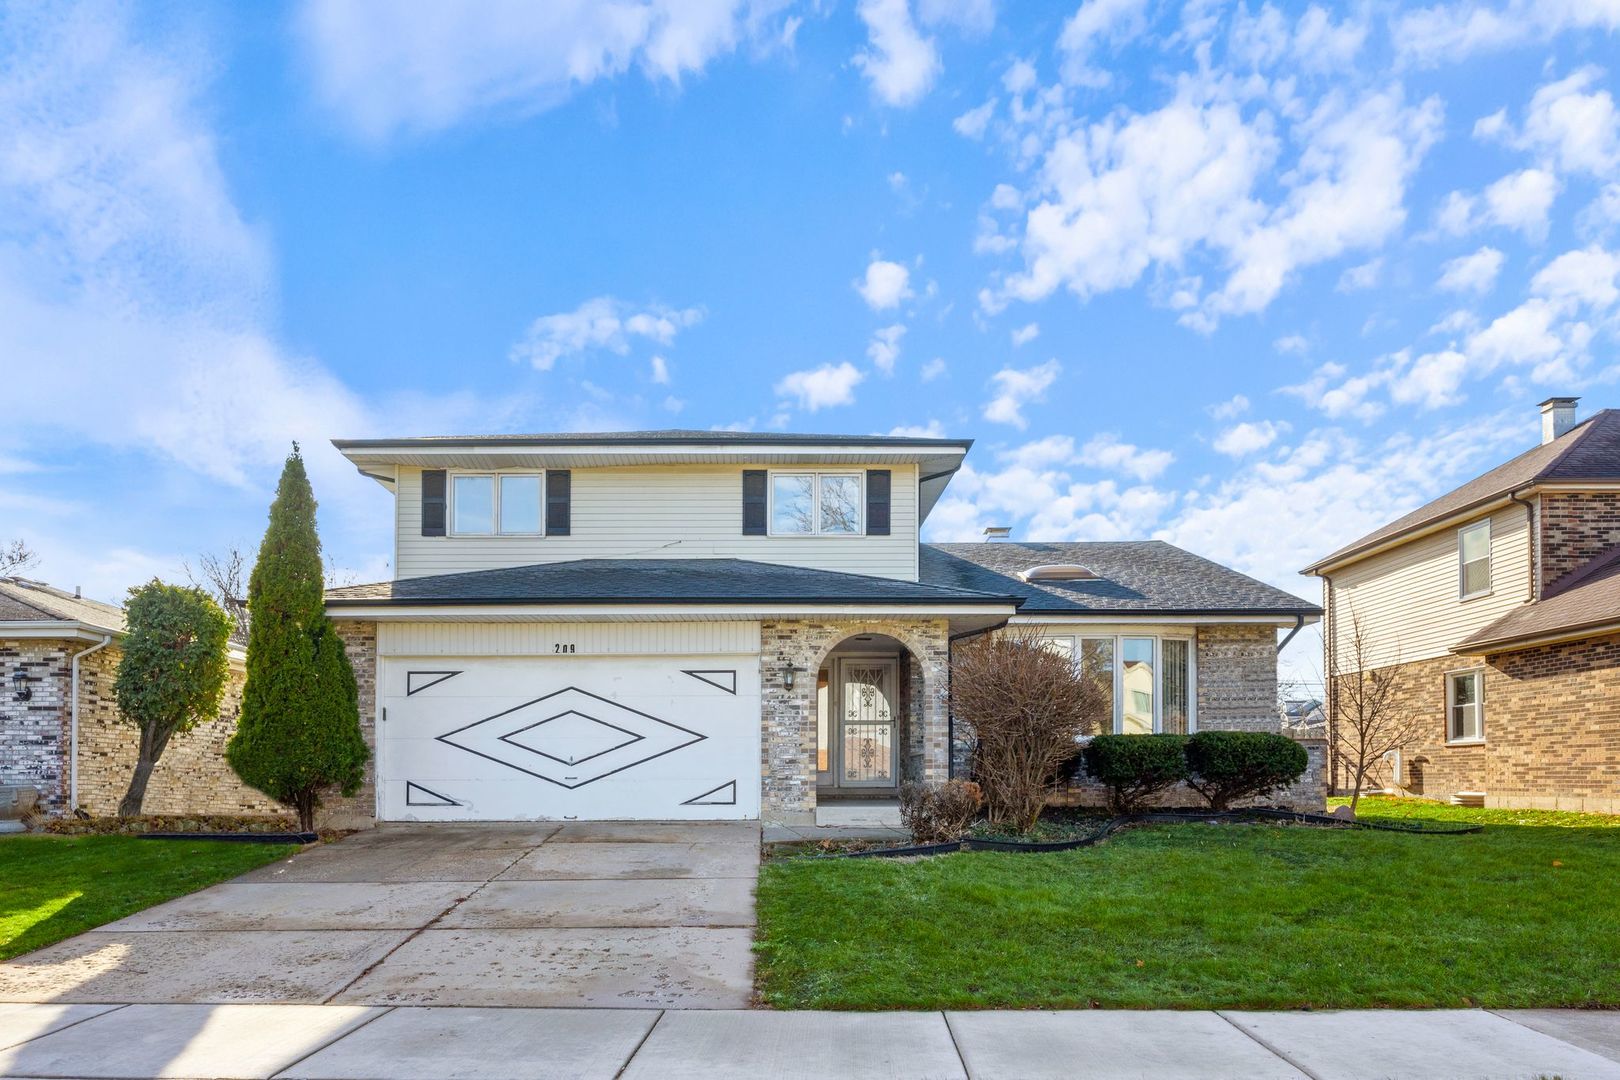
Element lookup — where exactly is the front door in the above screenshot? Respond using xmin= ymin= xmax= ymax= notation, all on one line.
xmin=836 ymin=658 xmax=898 ymax=788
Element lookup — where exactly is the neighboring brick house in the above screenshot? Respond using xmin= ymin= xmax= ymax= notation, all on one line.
xmin=0 ymin=577 xmax=277 ymax=819
xmin=1303 ymin=398 xmax=1620 ymax=813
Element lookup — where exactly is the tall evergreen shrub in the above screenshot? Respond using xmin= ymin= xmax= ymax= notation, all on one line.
xmin=227 ymin=445 xmax=368 ymax=831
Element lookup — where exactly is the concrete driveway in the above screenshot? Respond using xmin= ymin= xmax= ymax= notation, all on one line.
xmin=0 ymin=821 xmax=759 ymax=1010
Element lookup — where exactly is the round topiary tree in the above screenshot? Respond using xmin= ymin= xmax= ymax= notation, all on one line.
xmin=114 ymin=581 xmax=233 ymax=817
xmin=227 ymin=444 xmax=369 ymax=832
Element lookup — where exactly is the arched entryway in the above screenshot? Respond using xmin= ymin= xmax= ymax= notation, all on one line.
xmin=814 ymin=633 xmax=918 ymax=802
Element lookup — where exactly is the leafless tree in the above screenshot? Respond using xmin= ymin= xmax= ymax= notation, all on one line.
xmin=951 ymin=627 xmax=1111 ymax=831
xmin=0 ymin=539 xmax=38 ymax=577
xmin=1328 ymin=608 xmax=1426 ymax=813
xmin=186 ymin=547 xmax=250 ymax=643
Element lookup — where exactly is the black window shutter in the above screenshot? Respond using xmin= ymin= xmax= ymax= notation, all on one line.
xmin=866 ymin=470 xmax=891 ymax=535
xmin=546 ymin=470 xmax=571 ymax=536
xmin=742 ymin=470 xmax=767 ymax=535
xmin=421 ymin=470 xmax=447 ymax=537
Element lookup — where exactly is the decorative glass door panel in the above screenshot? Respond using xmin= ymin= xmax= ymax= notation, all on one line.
xmin=838 ymin=659 xmax=897 ymax=787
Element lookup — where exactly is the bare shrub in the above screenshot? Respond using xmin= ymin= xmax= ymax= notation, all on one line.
xmin=951 ymin=629 xmax=1110 ymax=832
xmin=1329 ymin=608 xmax=1426 ymax=813
xmin=898 ymin=779 xmax=983 ymax=845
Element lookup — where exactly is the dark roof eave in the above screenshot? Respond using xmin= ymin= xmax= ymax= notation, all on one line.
xmin=326 ymin=593 xmax=1023 ymax=608
xmin=1013 ymin=605 xmax=1321 ymax=618
xmin=330 ymin=433 xmax=973 ymax=451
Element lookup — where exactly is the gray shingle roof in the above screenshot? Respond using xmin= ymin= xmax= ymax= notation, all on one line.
xmin=325 ymin=558 xmax=1020 ymax=607
xmin=1455 ymin=544 xmax=1620 ymax=652
xmin=332 ymin=429 xmax=971 ymax=450
xmin=920 ymin=542 xmax=1321 ymax=616
xmin=1304 ymin=410 xmax=1620 ymax=573
xmin=0 ymin=578 xmax=126 ymax=634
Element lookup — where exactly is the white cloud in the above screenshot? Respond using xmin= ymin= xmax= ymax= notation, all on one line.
xmin=984 ymin=77 xmax=1443 ymax=330
xmin=1395 ymin=1 xmax=1620 ymax=66
xmin=1078 ymin=432 xmax=1173 ymax=480
xmin=508 ymin=297 xmax=703 ymax=370
xmin=1513 ymin=68 xmax=1620 ymax=177
xmin=1058 ymin=0 xmax=1148 ymax=88
xmin=888 ymin=419 xmax=947 ymax=437
xmin=917 ymin=0 xmax=996 ymax=34
xmin=1209 ymin=394 xmax=1251 ymax=419
xmin=650 ymin=354 xmax=671 ymax=384
xmin=1274 ymin=334 xmax=1310 ymax=355
xmin=1483 ymin=168 xmax=1560 ymax=237
xmin=920 ymin=357 xmax=947 ymax=381
xmin=1010 ymin=321 xmax=1040 ymax=346
xmin=854 ymin=258 xmax=914 ymax=309
xmin=1437 ymin=246 xmax=1505 ymax=294
xmin=953 ymin=99 xmax=994 ymax=139
xmin=1337 ymin=258 xmax=1382 ymax=292
xmin=852 ymin=0 xmax=940 ymax=107
xmin=296 ymin=0 xmax=787 ymax=143
xmin=867 ymin=323 xmax=906 ymax=373
xmin=982 ymin=359 xmax=1059 ymax=428
xmin=775 ymin=361 xmax=864 ymax=410
xmin=1388 ymin=349 xmax=1470 ymax=409
xmin=1213 ymin=420 xmax=1288 ymax=456
xmin=1228 ymin=4 xmax=1368 ymax=75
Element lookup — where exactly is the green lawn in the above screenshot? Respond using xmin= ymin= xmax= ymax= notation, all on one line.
xmin=754 ymin=797 xmax=1620 ymax=1010
xmin=0 ymin=835 xmax=297 ymax=961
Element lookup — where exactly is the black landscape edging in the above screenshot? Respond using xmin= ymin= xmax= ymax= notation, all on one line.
xmin=135 ymin=831 xmax=318 ymax=844
xmin=835 ymin=806 xmax=1480 ymax=858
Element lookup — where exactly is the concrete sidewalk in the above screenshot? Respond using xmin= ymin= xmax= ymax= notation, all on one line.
xmin=3 ymin=1004 xmax=1619 ymax=1079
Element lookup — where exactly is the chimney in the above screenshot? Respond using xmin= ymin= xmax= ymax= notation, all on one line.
xmin=983 ymin=526 xmax=1012 ymax=542
xmin=1540 ymin=397 xmax=1579 ymax=444
xmin=74 ymin=586 xmax=81 ymax=599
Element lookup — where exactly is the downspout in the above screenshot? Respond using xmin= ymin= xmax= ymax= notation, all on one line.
xmin=1276 ymin=613 xmax=1306 ymax=654
xmin=70 ymin=634 xmax=113 ymax=813
xmin=1507 ymin=487 xmax=1537 ymax=600
xmin=945 ymin=617 xmax=1014 ymax=780
xmin=1320 ymin=574 xmax=1336 ymax=795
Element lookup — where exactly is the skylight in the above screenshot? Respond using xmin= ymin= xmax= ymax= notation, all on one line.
xmin=1020 ymin=564 xmax=1097 ymax=582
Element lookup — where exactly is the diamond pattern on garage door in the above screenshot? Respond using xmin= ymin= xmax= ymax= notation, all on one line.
xmin=436 ymin=685 xmax=706 ymax=790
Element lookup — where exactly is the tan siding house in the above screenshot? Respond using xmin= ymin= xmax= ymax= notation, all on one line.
xmin=1304 ymin=399 xmax=1620 ymax=813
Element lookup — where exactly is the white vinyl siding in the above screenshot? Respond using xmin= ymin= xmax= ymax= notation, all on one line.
xmin=1329 ymin=504 xmax=1532 ymax=671
xmin=377 ymin=620 xmax=761 ymax=658
xmin=394 ymin=464 xmax=919 ymax=581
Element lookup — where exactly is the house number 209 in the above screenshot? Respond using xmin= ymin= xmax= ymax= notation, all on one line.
xmin=553 ymin=643 xmax=577 ymax=654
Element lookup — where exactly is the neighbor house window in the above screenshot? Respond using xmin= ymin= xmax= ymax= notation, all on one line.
xmin=1447 ymin=670 xmax=1484 ymax=743
xmin=451 ymin=473 xmax=543 ymax=536
xmin=770 ymin=472 xmax=862 ymax=535
xmin=1121 ymin=638 xmax=1155 ymax=734
xmin=1459 ymin=520 xmax=1491 ymax=598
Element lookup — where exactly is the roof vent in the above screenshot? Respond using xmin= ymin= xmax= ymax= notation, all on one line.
xmin=983 ymin=526 xmax=1012 ymax=541
xmin=1540 ymin=397 xmax=1579 ymax=444
xmin=1020 ymin=564 xmax=1097 ymax=582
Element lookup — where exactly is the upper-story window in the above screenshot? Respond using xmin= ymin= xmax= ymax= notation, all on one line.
xmin=451 ymin=473 xmax=543 ymax=536
xmin=1458 ymin=520 xmax=1491 ymax=599
xmin=770 ymin=472 xmax=862 ymax=535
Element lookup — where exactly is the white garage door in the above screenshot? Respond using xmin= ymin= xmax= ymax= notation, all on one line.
xmin=379 ymin=655 xmax=761 ymax=821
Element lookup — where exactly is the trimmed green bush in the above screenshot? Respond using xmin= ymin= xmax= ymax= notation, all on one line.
xmin=1184 ymin=731 xmax=1307 ymax=811
xmin=1082 ymin=734 xmax=1190 ymax=813
xmin=113 ymin=581 xmax=233 ymax=817
xmin=227 ymin=445 xmax=369 ymax=833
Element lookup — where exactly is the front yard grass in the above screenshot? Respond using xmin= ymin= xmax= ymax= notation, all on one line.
xmin=754 ymin=797 xmax=1620 ymax=1010
xmin=0 ymin=834 xmax=296 ymax=961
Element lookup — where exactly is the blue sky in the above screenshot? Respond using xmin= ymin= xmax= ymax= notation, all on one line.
xmin=4 ymin=0 xmax=1620 ymax=687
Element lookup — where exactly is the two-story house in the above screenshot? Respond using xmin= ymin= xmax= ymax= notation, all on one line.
xmin=314 ymin=429 xmax=1321 ymax=827
xmin=1303 ymin=399 xmax=1620 ymax=813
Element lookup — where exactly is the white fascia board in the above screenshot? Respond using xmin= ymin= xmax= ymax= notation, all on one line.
xmin=326 ymin=602 xmax=1018 ymax=622
xmin=0 ymin=621 xmax=123 ymax=642
xmin=1008 ymin=613 xmax=1315 ymax=628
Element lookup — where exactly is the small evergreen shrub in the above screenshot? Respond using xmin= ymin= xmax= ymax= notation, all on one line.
xmin=1082 ymin=734 xmax=1190 ymax=813
xmin=1184 ymin=731 xmax=1308 ymax=811
xmin=898 ymin=779 xmax=984 ymax=845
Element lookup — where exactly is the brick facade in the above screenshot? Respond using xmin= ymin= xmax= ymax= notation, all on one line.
xmin=1 ymin=637 xmax=281 ymax=817
xmin=1538 ymin=492 xmax=1620 ymax=591
xmin=1 ymin=623 xmax=383 ymax=826
xmin=759 ymin=618 xmax=951 ymax=823
xmin=1195 ymin=624 xmax=1284 ymax=731
xmin=1331 ymin=636 xmax=1620 ymax=814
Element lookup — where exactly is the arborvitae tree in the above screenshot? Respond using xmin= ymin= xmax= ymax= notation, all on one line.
xmin=227 ymin=444 xmax=368 ymax=831
xmin=114 ymin=581 xmax=232 ymax=817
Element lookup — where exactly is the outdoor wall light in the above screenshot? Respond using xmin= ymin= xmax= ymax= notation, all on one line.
xmin=11 ymin=670 xmax=33 ymax=702
xmin=783 ymin=666 xmax=795 ymax=691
